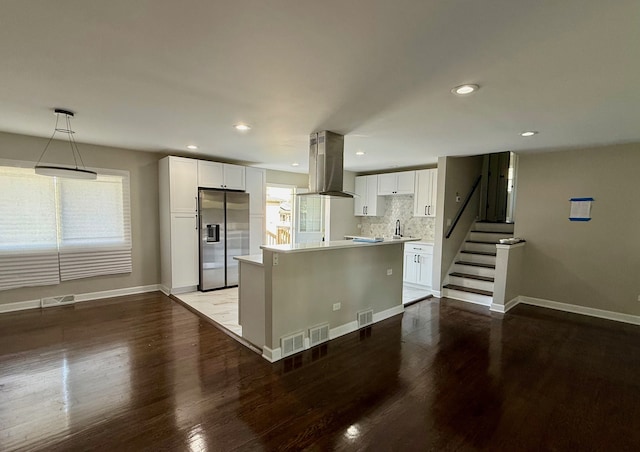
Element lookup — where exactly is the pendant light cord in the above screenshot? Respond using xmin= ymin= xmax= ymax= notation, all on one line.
xmin=35 ymin=113 xmax=61 ymax=166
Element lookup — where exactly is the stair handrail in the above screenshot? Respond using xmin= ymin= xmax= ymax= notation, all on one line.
xmin=445 ymin=175 xmax=482 ymax=239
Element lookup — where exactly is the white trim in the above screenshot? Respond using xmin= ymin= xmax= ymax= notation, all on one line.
xmin=262 ymin=346 xmax=282 ymax=362
xmin=432 ymin=290 xmax=442 ymax=297
xmin=170 ymin=285 xmax=198 ymax=295
xmin=329 ymin=320 xmax=358 ymax=340
xmin=74 ymin=284 xmax=160 ymax=302
xmin=490 ymin=296 xmax=521 ymax=313
xmin=519 ymin=296 xmax=640 ymax=326
xmin=159 ymin=285 xmax=171 ymax=296
xmin=443 ymin=288 xmax=492 ymax=306
xmin=0 ymin=284 xmax=161 ymax=314
xmin=0 ymin=298 xmax=42 ymax=314
xmin=496 ymin=242 xmax=526 ymax=250
xmin=373 ymin=304 xmax=405 ymax=322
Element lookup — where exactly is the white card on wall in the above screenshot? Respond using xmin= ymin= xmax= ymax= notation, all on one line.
xmin=569 ymin=197 xmax=594 ymax=221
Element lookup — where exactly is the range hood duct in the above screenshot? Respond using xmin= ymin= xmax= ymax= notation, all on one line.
xmin=302 ymin=131 xmax=353 ymax=198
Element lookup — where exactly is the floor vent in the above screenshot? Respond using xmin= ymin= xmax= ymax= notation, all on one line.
xmin=41 ymin=294 xmax=75 ymax=308
xmin=281 ymin=332 xmax=305 ymax=358
xmin=309 ymin=323 xmax=330 ymax=347
xmin=357 ymin=309 xmax=374 ymax=328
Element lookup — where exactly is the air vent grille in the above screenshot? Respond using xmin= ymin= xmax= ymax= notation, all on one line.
xmin=41 ymin=294 xmax=75 ymax=308
xmin=309 ymin=323 xmax=330 ymax=347
xmin=281 ymin=332 xmax=305 ymax=358
xmin=357 ymin=309 xmax=374 ymax=328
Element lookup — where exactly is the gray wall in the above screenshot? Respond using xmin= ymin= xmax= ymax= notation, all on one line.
xmin=515 ymin=143 xmax=640 ymax=315
xmin=0 ymin=131 xmax=161 ymax=305
xmin=266 ymin=169 xmax=308 ymax=187
xmin=327 ymin=171 xmax=358 ymax=240
xmin=433 ymin=155 xmax=483 ymax=290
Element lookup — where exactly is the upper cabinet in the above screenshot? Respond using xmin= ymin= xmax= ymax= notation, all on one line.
xmin=414 ymin=169 xmax=437 ymax=217
xmin=168 ymin=156 xmax=198 ymax=213
xmin=354 ymin=175 xmax=385 ymax=216
xmin=245 ymin=167 xmax=266 ymax=216
xmin=198 ymin=161 xmax=246 ymax=190
xmin=377 ymin=171 xmax=415 ymax=195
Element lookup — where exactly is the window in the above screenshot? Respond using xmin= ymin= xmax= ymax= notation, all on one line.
xmin=0 ymin=161 xmax=131 ymax=290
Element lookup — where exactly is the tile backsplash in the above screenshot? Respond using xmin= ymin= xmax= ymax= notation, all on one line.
xmin=359 ymin=195 xmax=435 ymax=241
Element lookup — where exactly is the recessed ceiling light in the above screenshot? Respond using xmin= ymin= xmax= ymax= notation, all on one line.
xmin=520 ymin=131 xmax=538 ymax=137
xmin=186 ymin=145 xmax=198 ymax=150
xmin=291 ymin=162 xmax=300 ymax=167
xmin=451 ymin=84 xmax=479 ymax=95
xmin=356 ymin=151 xmax=365 ymax=156
xmin=234 ymin=123 xmax=251 ymax=131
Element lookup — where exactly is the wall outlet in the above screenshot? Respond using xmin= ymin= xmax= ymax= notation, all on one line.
xmin=272 ymin=254 xmax=279 ymax=266
xmin=357 ymin=223 xmax=362 ymax=229
xmin=446 ymin=218 xmax=452 ymax=227
xmin=333 ymin=302 xmax=341 ymax=311
xmin=387 ymin=268 xmax=393 ymax=276
xmin=637 ymin=294 xmax=640 ymax=302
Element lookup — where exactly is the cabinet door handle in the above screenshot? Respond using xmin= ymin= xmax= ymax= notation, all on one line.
xmin=417 ymin=255 xmax=420 ymax=264
xmin=427 ymin=205 xmax=431 ymax=216
xmin=195 ymin=196 xmax=198 ymax=212
xmin=195 ymin=214 xmax=198 ymax=230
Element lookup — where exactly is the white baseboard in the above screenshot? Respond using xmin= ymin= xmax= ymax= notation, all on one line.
xmin=0 ymin=298 xmax=42 ymax=314
xmin=519 ymin=296 xmax=640 ymax=326
xmin=0 ymin=284 xmax=161 ymax=314
xmin=159 ymin=285 xmax=171 ymax=296
xmin=262 ymin=346 xmax=282 ymax=362
xmin=170 ymin=285 xmax=198 ymax=295
xmin=330 ymin=320 xmax=358 ymax=340
xmin=75 ymin=284 xmax=160 ymax=302
xmin=490 ymin=296 xmax=521 ymax=313
xmin=373 ymin=304 xmax=405 ymax=322
xmin=431 ymin=290 xmax=442 ymax=297
xmin=262 ymin=304 xmax=406 ymax=363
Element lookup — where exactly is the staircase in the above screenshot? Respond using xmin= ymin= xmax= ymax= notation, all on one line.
xmin=442 ymin=221 xmax=515 ymax=306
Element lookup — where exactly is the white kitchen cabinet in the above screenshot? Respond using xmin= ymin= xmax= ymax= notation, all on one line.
xmin=354 ymin=175 xmax=385 ymax=216
xmin=170 ymin=213 xmax=199 ymax=289
xmin=198 ymin=161 xmax=246 ymax=190
xmin=168 ymin=156 xmax=198 ymax=213
xmin=246 ymin=167 xmax=266 ymax=255
xmin=403 ymin=243 xmax=433 ymax=288
xmin=245 ymin=167 xmax=266 ymax=216
xmin=378 ymin=171 xmax=415 ymax=195
xmin=414 ymin=168 xmax=437 ymax=217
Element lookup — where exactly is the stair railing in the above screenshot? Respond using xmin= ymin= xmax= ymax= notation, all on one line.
xmin=445 ymin=175 xmax=482 ymax=239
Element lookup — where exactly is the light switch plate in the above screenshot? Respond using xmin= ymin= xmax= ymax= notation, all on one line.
xmin=387 ymin=268 xmax=393 ymax=276
xmin=333 ymin=302 xmax=341 ymax=311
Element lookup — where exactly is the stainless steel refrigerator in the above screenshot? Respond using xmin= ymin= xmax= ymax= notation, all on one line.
xmin=198 ymin=189 xmax=249 ymax=291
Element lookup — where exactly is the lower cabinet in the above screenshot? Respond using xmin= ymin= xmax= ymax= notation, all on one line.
xmin=403 ymin=243 xmax=433 ymax=288
xmin=170 ymin=213 xmax=199 ymax=289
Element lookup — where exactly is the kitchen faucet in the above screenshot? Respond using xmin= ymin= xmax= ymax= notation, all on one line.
xmin=395 ymin=219 xmax=401 ymax=237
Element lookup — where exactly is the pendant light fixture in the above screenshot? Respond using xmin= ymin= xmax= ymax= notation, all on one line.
xmin=34 ymin=109 xmax=97 ymax=180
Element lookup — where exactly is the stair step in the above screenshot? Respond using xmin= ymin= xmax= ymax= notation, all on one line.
xmin=471 ymin=230 xmax=513 ymax=235
xmin=455 ymin=260 xmax=496 ymax=269
xmin=473 ymin=222 xmax=515 ymax=233
xmin=449 ymin=272 xmax=495 ymax=282
xmin=443 ymin=284 xmax=493 ymax=297
xmin=460 ymin=250 xmax=497 ymax=256
xmin=466 ymin=240 xmax=500 ymax=244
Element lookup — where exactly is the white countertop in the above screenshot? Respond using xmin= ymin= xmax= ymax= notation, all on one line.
xmin=234 ymin=254 xmax=264 ymax=265
xmin=260 ymin=237 xmax=418 ymax=254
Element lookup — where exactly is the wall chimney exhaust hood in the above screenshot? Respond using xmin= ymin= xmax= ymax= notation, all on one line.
xmin=300 ymin=131 xmax=353 ymax=198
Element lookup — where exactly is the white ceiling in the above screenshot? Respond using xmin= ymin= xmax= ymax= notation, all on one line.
xmin=1 ymin=1 xmax=638 ymax=173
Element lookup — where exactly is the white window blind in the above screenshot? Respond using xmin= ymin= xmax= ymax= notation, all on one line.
xmin=0 ymin=166 xmax=60 ymax=290
xmin=0 ymin=162 xmax=131 ymax=290
xmin=57 ymin=172 xmax=132 ymax=281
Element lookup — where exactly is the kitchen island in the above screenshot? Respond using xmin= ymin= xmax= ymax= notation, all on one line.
xmin=235 ymin=238 xmax=417 ymax=362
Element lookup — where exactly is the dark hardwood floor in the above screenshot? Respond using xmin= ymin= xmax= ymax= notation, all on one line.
xmin=2 ymin=292 xmax=640 ymax=451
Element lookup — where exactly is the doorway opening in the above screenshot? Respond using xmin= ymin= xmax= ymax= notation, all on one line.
xmin=266 ymin=185 xmax=326 ymax=245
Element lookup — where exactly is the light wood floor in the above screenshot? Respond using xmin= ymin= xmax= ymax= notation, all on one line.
xmin=1 ymin=292 xmax=640 ymax=450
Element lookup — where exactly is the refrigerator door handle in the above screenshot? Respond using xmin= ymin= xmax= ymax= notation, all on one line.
xmin=206 ymin=224 xmax=221 ymax=242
